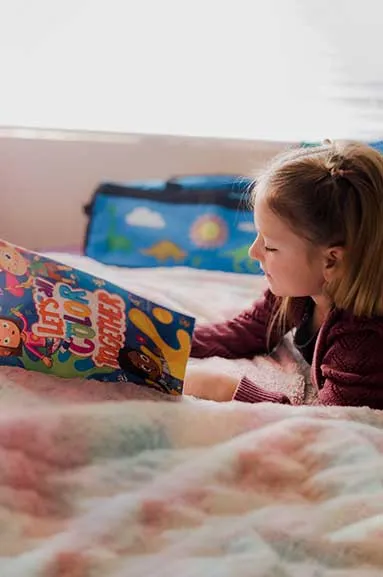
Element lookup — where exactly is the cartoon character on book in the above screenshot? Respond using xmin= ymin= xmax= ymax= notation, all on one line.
xmin=0 ymin=241 xmax=75 ymax=297
xmin=117 ymin=345 xmax=173 ymax=393
xmin=0 ymin=308 xmax=61 ymax=367
xmin=0 ymin=243 xmax=33 ymax=296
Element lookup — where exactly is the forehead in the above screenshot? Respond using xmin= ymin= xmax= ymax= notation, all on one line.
xmin=0 ymin=319 xmax=17 ymax=329
xmin=253 ymin=194 xmax=293 ymax=239
xmin=128 ymin=350 xmax=139 ymax=359
xmin=0 ymin=245 xmax=15 ymax=254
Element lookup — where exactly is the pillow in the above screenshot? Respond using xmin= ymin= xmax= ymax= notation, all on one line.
xmin=84 ymin=175 xmax=262 ymax=274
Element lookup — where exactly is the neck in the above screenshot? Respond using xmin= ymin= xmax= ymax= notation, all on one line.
xmin=311 ymin=294 xmax=332 ymax=330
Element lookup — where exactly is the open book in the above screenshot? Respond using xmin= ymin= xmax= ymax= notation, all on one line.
xmin=0 ymin=240 xmax=195 ymax=395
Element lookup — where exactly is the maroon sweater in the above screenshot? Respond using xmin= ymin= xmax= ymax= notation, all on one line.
xmin=191 ymin=290 xmax=383 ymax=410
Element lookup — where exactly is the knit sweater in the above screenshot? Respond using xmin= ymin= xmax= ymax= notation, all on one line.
xmin=191 ymin=290 xmax=383 ymax=410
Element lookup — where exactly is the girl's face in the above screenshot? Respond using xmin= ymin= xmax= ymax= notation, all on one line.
xmin=249 ymin=194 xmax=326 ymax=298
xmin=0 ymin=320 xmax=21 ymax=349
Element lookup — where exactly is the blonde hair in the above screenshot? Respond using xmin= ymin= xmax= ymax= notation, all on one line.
xmin=252 ymin=141 xmax=383 ymax=334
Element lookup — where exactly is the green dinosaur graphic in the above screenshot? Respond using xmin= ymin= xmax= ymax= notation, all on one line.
xmin=190 ymin=256 xmax=202 ymax=268
xmin=224 ymin=245 xmax=262 ymax=274
xmin=141 ymin=240 xmax=187 ymax=263
xmin=106 ymin=205 xmax=133 ymax=253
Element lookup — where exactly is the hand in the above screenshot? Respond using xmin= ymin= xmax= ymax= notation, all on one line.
xmin=183 ymin=366 xmax=239 ymax=402
xmin=42 ymin=357 xmax=53 ymax=368
xmin=21 ymin=278 xmax=33 ymax=289
xmin=10 ymin=308 xmax=22 ymax=317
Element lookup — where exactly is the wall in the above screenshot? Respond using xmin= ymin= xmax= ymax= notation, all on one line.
xmin=0 ymin=130 xmax=287 ymax=251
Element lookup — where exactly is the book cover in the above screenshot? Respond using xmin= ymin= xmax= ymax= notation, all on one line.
xmin=0 ymin=240 xmax=195 ymax=395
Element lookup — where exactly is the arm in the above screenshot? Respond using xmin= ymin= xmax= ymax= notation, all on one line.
xmin=317 ymin=326 xmax=383 ymax=409
xmin=23 ymin=340 xmax=52 ymax=366
xmin=191 ymin=290 xmax=288 ymax=360
xmin=11 ymin=308 xmax=28 ymax=331
xmin=233 ymin=376 xmax=292 ymax=404
xmin=234 ymin=323 xmax=383 ymax=409
xmin=23 ymin=341 xmax=46 ymax=361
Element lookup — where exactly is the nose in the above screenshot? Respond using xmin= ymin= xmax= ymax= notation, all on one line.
xmin=248 ymin=234 xmax=263 ymax=262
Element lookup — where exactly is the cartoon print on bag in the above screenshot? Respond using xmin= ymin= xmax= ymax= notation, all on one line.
xmin=189 ymin=214 xmax=228 ymax=248
xmin=140 ymin=241 xmax=187 ymax=263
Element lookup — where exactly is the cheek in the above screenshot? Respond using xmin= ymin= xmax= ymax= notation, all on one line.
xmin=263 ymin=252 xmax=278 ymax=269
xmin=266 ymin=252 xmax=298 ymax=279
xmin=305 ymin=250 xmax=324 ymax=276
xmin=10 ymin=334 xmax=20 ymax=347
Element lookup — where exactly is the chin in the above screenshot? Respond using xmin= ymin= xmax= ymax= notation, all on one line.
xmin=267 ymin=283 xmax=281 ymax=297
xmin=269 ymin=288 xmax=285 ymax=297
xmin=266 ymin=281 xmax=291 ymax=298
xmin=269 ymin=285 xmax=312 ymax=298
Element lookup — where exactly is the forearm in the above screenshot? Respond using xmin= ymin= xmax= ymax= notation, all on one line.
xmin=191 ymin=290 xmax=281 ymax=360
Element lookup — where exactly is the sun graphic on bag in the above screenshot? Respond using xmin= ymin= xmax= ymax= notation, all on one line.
xmin=190 ymin=214 xmax=228 ymax=248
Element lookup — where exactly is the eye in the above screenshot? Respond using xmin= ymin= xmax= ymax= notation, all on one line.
xmin=3 ymin=337 xmax=10 ymax=345
xmin=142 ymin=364 xmax=152 ymax=372
xmin=140 ymin=354 xmax=150 ymax=362
xmin=5 ymin=254 xmax=11 ymax=260
xmin=2 ymin=323 xmax=8 ymax=328
xmin=264 ymin=246 xmax=277 ymax=252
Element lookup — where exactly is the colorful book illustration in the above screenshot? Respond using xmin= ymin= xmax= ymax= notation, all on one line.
xmin=0 ymin=240 xmax=195 ymax=395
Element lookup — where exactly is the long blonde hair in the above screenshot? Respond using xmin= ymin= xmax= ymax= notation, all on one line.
xmin=252 ymin=141 xmax=383 ymax=335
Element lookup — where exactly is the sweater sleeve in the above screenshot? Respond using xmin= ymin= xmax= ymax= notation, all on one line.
xmin=317 ymin=324 xmax=383 ymax=409
xmin=233 ymin=317 xmax=383 ymax=408
xmin=191 ymin=290 xmax=283 ymax=360
xmin=233 ymin=375 xmax=292 ymax=404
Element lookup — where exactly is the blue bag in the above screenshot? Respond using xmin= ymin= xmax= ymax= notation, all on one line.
xmin=84 ymin=175 xmax=262 ymax=274
xmin=301 ymin=140 xmax=383 ymax=154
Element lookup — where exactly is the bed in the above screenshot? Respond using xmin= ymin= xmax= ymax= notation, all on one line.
xmin=1 ymin=253 xmax=383 ymax=576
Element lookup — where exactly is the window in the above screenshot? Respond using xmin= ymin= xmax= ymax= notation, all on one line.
xmin=1 ymin=0 xmax=382 ymax=141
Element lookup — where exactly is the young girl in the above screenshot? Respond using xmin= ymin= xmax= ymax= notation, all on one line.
xmin=184 ymin=141 xmax=383 ymax=409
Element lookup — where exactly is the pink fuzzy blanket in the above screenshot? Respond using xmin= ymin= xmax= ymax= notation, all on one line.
xmin=0 ymin=366 xmax=382 ymax=576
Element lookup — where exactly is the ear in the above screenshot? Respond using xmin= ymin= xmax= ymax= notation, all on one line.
xmin=322 ymin=246 xmax=345 ymax=282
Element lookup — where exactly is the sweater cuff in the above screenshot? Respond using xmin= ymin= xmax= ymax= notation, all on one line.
xmin=233 ymin=376 xmax=291 ymax=404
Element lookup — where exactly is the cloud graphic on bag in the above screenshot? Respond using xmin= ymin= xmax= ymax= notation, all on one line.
xmin=125 ymin=207 xmax=166 ymax=229
xmin=237 ymin=221 xmax=255 ymax=233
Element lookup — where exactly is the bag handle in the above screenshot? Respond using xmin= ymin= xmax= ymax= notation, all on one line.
xmin=165 ymin=174 xmax=248 ymax=191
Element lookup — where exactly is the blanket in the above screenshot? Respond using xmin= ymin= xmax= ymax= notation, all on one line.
xmin=1 ymin=365 xmax=383 ymax=576
xmin=0 ymin=257 xmax=382 ymax=575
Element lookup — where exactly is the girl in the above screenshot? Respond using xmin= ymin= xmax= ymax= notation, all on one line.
xmin=185 ymin=141 xmax=383 ymax=409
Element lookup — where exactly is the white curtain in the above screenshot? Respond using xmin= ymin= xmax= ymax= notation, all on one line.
xmin=0 ymin=0 xmax=382 ymax=141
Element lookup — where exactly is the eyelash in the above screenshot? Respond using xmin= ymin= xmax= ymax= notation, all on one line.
xmin=264 ymin=246 xmax=277 ymax=252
